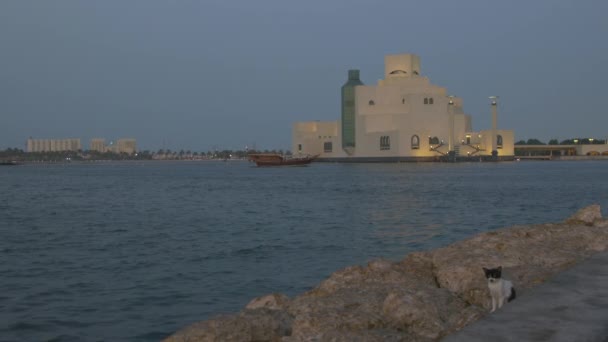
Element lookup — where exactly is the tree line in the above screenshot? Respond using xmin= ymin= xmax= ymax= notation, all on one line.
xmin=0 ymin=148 xmax=292 ymax=162
xmin=515 ymin=138 xmax=606 ymax=145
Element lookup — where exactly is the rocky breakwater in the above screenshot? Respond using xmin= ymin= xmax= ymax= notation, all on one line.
xmin=164 ymin=205 xmax=608 ymax=341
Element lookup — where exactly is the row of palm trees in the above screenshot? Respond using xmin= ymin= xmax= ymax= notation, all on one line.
xmin=0 ymin=148 xmax=292 ymax=162
xmin=515 ymin=138 xmax=606 ymax=145
xmin=151 ymin=149 xmax=291 ymax=160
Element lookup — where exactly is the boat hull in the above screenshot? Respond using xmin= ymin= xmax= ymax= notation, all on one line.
xmin=248 ymin=154 xmax=316 ymax=167
xmin=255 ymin=158 xmax=313 ymax=167
xmin=0 ymin=161 xmax=19 ymax=166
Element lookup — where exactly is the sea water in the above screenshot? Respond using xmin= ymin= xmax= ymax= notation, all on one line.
xmin=1 ymin=160 xmax=607 ymax=341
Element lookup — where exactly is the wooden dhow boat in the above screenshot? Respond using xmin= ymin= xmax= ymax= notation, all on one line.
xmin=248 ymin=153 xmax=317 ymax=167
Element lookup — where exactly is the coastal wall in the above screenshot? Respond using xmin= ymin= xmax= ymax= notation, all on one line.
xmin=556 ymin=155 xmax=608 ymax=161
xmin=164 ymin=205 xmax=607 ymax=341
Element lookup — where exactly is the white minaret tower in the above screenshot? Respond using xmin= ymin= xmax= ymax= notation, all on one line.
xmin=489 ymin=96 xmax=499 ymax=157
xmin=447 ymin=95 xmax=455 ymax=155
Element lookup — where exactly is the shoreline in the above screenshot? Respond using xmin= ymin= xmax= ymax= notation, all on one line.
xmin=5 ymin=156 xmax=608 ymax=166
xmin=163 ymin=205 xmax=607 ymax=341
xmin=4 ymin=158 xmax=251 ymax=165
xmin=5 ymin=154 xmax=608 ymax=165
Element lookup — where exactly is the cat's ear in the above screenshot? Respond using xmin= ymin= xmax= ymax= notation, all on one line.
xmin=497 ymin=266 xmax=502 ymax=272
xmin=482 ymin=267 xmax=489 ymax=274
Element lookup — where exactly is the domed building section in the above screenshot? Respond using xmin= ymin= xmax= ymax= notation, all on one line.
xmin=292 ymin=53 xmax=515 ymax=161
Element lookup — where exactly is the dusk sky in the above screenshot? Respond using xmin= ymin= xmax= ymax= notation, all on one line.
xmin=1 ymin=0 xmax=607 ymax=151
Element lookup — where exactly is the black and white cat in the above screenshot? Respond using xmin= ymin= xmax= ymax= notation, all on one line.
xmin=483 ymin=266 xmax=516 ymax=312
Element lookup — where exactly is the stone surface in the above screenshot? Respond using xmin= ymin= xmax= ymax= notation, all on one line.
xmin=163 ymin=309 xmax=292 ymax=342
xmin=566 ymin=204 xmax=602 ymax=225
xmin=443 ymin=251 xmax=608 ymax=342
xmin=163 ymin=205 xmax=608 ymax=342
xmin=245 ymin=293 xmax=291 ymax=311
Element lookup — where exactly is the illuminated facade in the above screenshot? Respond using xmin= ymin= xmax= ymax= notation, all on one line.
xmin=293 ymin=53 xmax=515 ymax=161
xmin=115 ymin=139 xmax=137 ymax=154
xmin=90 ymin=138 xmax=106 ymax=153
xmin=27 ymin=138 xmax=82 ymax=152
xmin=91 ymin=138 xmax=137 ymax=154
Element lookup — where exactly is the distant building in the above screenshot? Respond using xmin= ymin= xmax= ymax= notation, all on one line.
xmin=578 ymin=144 xmax=608 ymax=155
xmin=88 ymin=138 xmax=136 ymax=154
xmin=27 ymin=138 xmax=81 ymax=152
xmin=116 ymin=139 xmax=137 ymax=154
xmin=293 ymin=53 xmax=515 ymax=161
xmin=90 ymin=138 xmax=106 ymax=153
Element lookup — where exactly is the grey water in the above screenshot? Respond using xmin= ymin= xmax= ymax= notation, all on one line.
xmin=1 ymin=160 xmax=606 ymax=341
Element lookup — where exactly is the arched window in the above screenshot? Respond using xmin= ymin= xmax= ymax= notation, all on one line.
xmin=298 ymin=144 xmax=302 ymax=151
xmin=380 ymin=136 xmax=390 ymax=150
xmin=411 ymin=135 xmax=420 ymax=149
xmin=368 ymin=100 xmax=375 ymax=106
xmin=429 ymin=98 xmax=434 ymax=105
xmin=429 ymin=136 xmax=440 ymax=145
xmin=389 ymin=70 xmax=407 ymax=75
xmin=324 ymin=142 xmax=333 ymax=153
xmin=497 ymin=135 xmax=503 ymax=148
xmin=402 ymin=98 xmax=405 ymax=104
xmin=424 ymin=98 xmax=429 ymax=105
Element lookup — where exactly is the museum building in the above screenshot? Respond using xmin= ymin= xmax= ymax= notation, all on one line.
xmin=292 ymin=53 xmax=514 ymax=161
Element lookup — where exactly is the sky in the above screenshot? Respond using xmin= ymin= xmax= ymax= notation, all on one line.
xmin=1 ymin=0 xmax=607 ymax=151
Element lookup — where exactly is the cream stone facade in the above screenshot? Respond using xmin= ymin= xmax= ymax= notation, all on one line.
xmin=88 ymin=138 xmax=137 ymax=154
xmin=27 ymin=138 xmax=82 ymax=152
xmin=90 ymin=138 xmax=106 ymax=153
xmin=115 ymin=138 xmax=137 ymax=154
xmin=293 ymin=53 xmax=514 ymax=161
xmin=577 ymin=144 xmax=608 ymax=156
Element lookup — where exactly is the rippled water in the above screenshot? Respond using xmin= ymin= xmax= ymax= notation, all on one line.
xmin=1 ymin=160 xmax=607 ymax=341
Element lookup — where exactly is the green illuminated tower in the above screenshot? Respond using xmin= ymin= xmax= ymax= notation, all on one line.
xmin=341 ymin=70 xmax=364 ymax=153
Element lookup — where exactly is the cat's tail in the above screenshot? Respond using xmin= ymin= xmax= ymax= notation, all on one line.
xmin=508 ymin=287 xmax=516 ymax=302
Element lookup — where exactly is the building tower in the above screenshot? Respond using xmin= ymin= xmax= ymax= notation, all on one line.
xmin=384 ymin=54 xmax=421 ymax=80
xmin=341 ymin=69 xmax=364 ymax=154
xmin=448 ymin=95 xmax=455 ymax=158
xmin=490 ymin=96 xmax=499 ymax=158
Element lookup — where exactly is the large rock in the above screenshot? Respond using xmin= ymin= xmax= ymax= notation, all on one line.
xmin=566 ymin=204 xmax=602 ymax=225
xmin=163 ymin=205 xmax=608 ymax=341
xmin=430 ymin=207 xmax=608 ymax=308
xmin=246 ymin=293 xmax=290 ymax=311
xmin=382 ymin=288 xmax=483 ymax=339
xmin=283 ymin=328 xmax=429 ymax=342
xmin=163 ymin=309 xmax=292 ymax=342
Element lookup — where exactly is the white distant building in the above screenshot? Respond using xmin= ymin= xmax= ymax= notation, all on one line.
xmin=90 ymin=138 xmax=106 ymax=152
xmin=293 ymin=53 xmax=514 ymax=161
xmin=91 ymin=138 xmax=137 ymax=154
xmin=116 ymin=139 xmax=137 ymax=154
xmin=27 ymin=138 xmax=81 ymax=152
